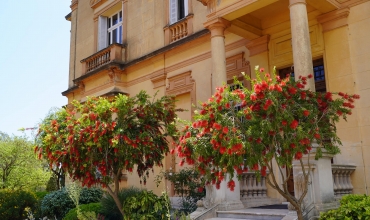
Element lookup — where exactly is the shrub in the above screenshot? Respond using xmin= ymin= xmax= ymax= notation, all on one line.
xmin=100 ymin=187 xmax=142 ymax=220
xmin=122 ymin=190 xmax=170 ymax=220
xmin=0 ymin=189 xmax=38 ymax=220
xmin=33 ymin=191 xmax=49 ymax=219
xmin=41 ymin=187 xmax=103 ymax=220
xmin=319 ymin=194 xmax=370 ymax=220
xmin=63 ymin=202 xmax=102 ymax=220
xmin=158 ymin=168 xmax=205 ymax=214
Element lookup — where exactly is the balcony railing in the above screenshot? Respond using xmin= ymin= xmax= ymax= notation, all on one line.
xmin=332 ymin=164 xmax=356 ymax=198
xmin=170 ymin=19 xmax=188 ymax=43
xmin=164 ymin=15 xmax=193 ymax=45
xmin=80 ymin=43 xmax=125 ymax=74
xmin=240 ymin=172 xmax=268 ymax=199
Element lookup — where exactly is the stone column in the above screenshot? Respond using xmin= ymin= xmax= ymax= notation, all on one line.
xmin=204 ymin=18 xmax=230 ymax=94
xmin=289 ymin=0 xmax=315 ymax=91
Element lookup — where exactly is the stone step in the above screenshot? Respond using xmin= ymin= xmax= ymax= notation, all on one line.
xmin=216 ymin=208 xmax=288 ymax=220
xmin=207 ymin=218 xmax=254 ymax=220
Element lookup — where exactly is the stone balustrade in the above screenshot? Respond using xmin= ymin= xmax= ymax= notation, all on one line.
xmin=332 ymin=164 xmax=356 ymax=198
xmin=240 ymin=172 xmax=268 ymax=199
xmin=81 ymin=43 xmax=125 ymax=74
xmin=169 ymin=19 xmax=188 ymax=43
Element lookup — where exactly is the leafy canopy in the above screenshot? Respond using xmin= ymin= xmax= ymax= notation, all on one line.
xmin=0 ymin=132 xmax=50 ymax=190
xmin=35 ymin=91 xmax=179 ymax=188
xmin=176 ymin=68 xmax=359 ymax=191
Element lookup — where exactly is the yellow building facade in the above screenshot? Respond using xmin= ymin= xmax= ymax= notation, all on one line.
xmin=63 ymin=0 xmax=370 ymax=207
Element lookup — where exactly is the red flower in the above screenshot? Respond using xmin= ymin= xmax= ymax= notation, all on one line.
xmin=179 ymin=160 xmax=184 ymax=166
xmin=282 ymin=120 xmax=287 ymax=126
xmin=290 ymin=143 xmax=296 ymax=149
xmin=170 ymin=149 xmax=175 ymax=155
xmin=308 ymin=74 xmax=313 ymax=78
xmin=222 ymin=126 xmax=229 ymax=134
xmin=198 ymin=187 xmax=204 ymax=193
xmin=336 ymin=110 xmax=343 ymax=116
xmin=295 ymin=152 xmax=303 ymax=160
xmin=227 ymin=180 xmax=235 ymax=191
xmin=250 ymin=93 xmax=257 ymax=101
xmin=288 ymin=87 xmax=297 ymax=94
xmin=275 ymin=85 xmax=283 ymax=92
xmin=225 ymin=102 xmax=230 ymax=109
xmin=290 ymin=120 xmax=299 ymax=129
xmin=213 ymin=123 xmax=222 ymax=131
xmin=325 ymin=92 xmax=333 ymax=101
xmin=303 ymin=110 xmax=310 ymax=117
xmin=314 ymin=133 xmax=321 ymax=139
xmin=260 ymin=68 xmax=265 ymax=72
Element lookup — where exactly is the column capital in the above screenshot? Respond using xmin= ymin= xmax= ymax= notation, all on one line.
xmin=289 ymin=0 xmax=306 ymax=8
xmin=204 ymin=17 xmax=231 ymax=38
xmin=245 ymin=35 xmax=270 ymax=57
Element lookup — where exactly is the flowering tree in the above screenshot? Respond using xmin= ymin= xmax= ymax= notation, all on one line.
xmin=35 ymin=91 xmax=179 ymax=218
xmin=175 ymin=68 xmax=359 ymax=219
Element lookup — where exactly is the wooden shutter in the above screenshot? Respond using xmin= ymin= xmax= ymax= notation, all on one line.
xmin=98 ymin=16 xmax=108 ymax=51
xmin=169 ymin=0 xmax=178 ymax=25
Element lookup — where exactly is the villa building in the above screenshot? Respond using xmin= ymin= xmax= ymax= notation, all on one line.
xmin=63 ymin=0 xmax=370 ymax=218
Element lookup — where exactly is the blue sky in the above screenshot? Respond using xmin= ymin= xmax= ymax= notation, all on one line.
xmin=0 ymin=1 xmax=71 ymax=136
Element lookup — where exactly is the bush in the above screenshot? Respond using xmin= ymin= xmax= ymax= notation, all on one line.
xmin=122 ymin=190 xmax=170 ymax=220
xmin=158 ymin=168 xmax=205 ymax=214
xmin=41 ymin=187 xmax=103 ymax=220
xmin=33 ymin=191 xmax=49 ymax=219
xmin=319 ymin=194 xmax=370 ymax=220
xmin=63 ymin=202 xmax=102 ymax=220
xmin=0 ymin=189 xmax=38 ymax=220
xmin=100 ymin=187 xmax=142 ymax=220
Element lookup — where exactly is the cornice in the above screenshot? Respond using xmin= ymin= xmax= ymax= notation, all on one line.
xmin=90 ymin=0 xmax=108 ymax=9
xmin=317 ymin=8 xmax=350 ymax=32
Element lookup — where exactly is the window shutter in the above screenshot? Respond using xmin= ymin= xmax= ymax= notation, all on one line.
xmin=184 ymin=0 xmax=188 ymax=17
xmin=169 ymin=0 xmax=178 ymax=25
xmin=98 ymin=16 xmax=108 ymax=51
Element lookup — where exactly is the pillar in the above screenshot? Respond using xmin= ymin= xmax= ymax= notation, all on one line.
xmin=204 ymin=18 xmax=230 ymax=94
xmin=289 ymin=0 xmax=315 ymax=91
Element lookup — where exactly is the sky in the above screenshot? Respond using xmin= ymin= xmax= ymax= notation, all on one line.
xmin=0 ymin=1 xmax=71 ymax=137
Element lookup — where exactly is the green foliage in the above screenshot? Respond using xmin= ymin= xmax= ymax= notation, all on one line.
xmin=100 ymin=187 xmax=142 ymax=220
xmin=40 ymin=187 xmax=103 ymax=220
xmin=46 ymin=174 xmax=59 ymax=192
xmin=158 ymin=168 xmax=205 ymax=214
xmin=35 ymin=91 xmax=181 ymax=216
xmin=63 ymin=203 xmax=102 ymax=220
xmin=122 ymin=190 xmax=170 ymax=220
xmin=0 ymin=132 xmax=50 ymax=190
xmin=176 ymin=67 xmax=359 ymax=219
xmin=319 ymin=194 xmax=370 ymax=220
xmin=0 ymin=189 xmax=38 ymax=220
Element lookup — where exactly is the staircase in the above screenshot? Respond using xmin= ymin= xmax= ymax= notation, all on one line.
xmin=205 ymin=204 xmax=297 ymax=220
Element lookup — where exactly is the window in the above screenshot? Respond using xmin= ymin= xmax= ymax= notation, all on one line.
xmin=278 ymin=58 xmax=326 ymax=92
xmin=169 ymin=0 xmax=188 ymax=25
xmin=98 ymin=11 xmax=123 ymax=51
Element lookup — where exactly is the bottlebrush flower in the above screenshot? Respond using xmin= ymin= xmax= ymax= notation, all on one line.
xmin=250 ymin=93 xmax=257 ymax=101
xmin=222 ymin=126 xmax=229 ymax=134
xmin=288 ymin=87 xmax=297 ymax=95
xmin=303 ymin=110 xmax=310 ymax=117
xmin=295 ymin=152 xmax=303 ymax=160
xmin=290 ymin=120 xmax=299 ymax=129
xmin=213 ymin=123 xmax=222 ymax=131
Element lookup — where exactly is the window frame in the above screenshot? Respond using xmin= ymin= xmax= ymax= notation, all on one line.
xmin=169 ymin=0 xmax=189 ymax=25
xmin=107 ymin=10 xmax=123 ymax=46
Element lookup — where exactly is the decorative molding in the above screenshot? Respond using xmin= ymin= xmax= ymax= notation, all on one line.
xmin=77 ymin=82 xmax=85 ymax=95
xmin=90 ymin=0 xmax=108 ymax=9
xmin=226 ymin=53 xmax=251 ymax=88
xmin=166 ymin=71 xmax=196 ymax=112
xmin=269 ymin=25 xmax=324 ymax=68
xmin=108 ymin=67 xmax=123 ymax=84
xmin=93 ymin=0 xmax=121 ymax=19
xmin=317 ymin=8 xmax=350 ymax=32
xmin=150 ymin=70 xmax=167 ymax=89
xmin=197 ymin=0 xmax=220 ymax=12
xmin=204 ymin=17 xmax=231 ymax=38
xmin=70 ymin=0 xmax=78 ymax=11
xmin=245 ymin=35 xmax=270 ymax=57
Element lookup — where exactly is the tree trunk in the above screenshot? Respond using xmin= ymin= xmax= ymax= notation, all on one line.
xmin=297 ymin=207 xmax=304 ymax=220
xmin=106 ymin=182 xmax=125 ymax=219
